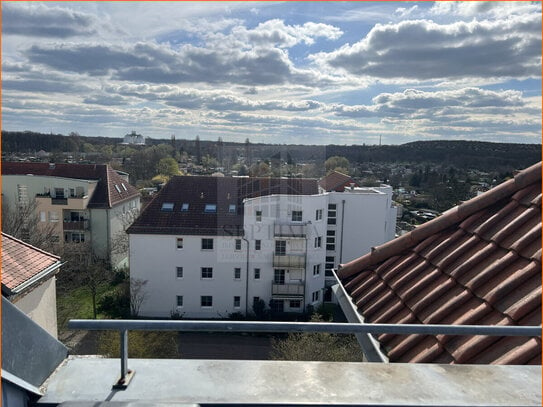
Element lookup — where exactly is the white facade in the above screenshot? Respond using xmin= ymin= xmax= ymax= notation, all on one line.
xmin=130 ymin=186 xmax=397 ymax=318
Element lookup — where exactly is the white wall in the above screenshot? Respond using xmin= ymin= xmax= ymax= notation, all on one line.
xmin=12 ymin=277 xmax=59 ymax=339
xmin=130 ymin=233 xmax=246 ymax=318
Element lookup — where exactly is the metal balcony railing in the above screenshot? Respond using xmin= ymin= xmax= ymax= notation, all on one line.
xmin=68 ymin=318 xmax=542 ymax=390
xmin=273 ymin=253 xmax=306 ymax=268
xmin=272 ymin=282 xmax=305 ymax=296
xmin=63 ymin=220 xmax=90 ymax=230
xmin=274 ymin=223 xmax=307 ymax=237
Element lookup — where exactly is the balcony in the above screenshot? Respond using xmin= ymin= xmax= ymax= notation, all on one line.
xmin=272 ymin=282 xmax=305 ymax=297
xmin=274 ymin=222 xmax=307 ymax=238
xmin=273 ymin=253 xmax=306 ymax=268
xmin=63 ymin=220 xmax=89 ymax=231
xmin=51 ymin=197 xmax=68 ymax=205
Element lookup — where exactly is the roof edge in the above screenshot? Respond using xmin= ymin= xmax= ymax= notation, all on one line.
xmin=338 ymin=161 xmax=542 ymax=279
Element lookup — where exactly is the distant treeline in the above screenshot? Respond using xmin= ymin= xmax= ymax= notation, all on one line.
xmin=2 ymin=130 xmax=540 ymax=172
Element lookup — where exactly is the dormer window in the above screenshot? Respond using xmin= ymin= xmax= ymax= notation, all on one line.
xmin=228 ymin=204 xmax=236 ymax=213
xmin=204 ymin=204 xmax=217 ymax=213
xmin=181 ymin=203 xmax=189 ymax=212
xmin=161 ymin=202 xmax=174 ymax=211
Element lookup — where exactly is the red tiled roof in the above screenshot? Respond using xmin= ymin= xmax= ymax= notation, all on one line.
xmin=338 ymin=162 xmax=542 ymax=365
xmin=127 ymin=176 xmax=318 ymax=236
xmin=319 ymin=171 xmax=359 ymax=192
xmin=1 ymin=233 xmax=62 ymax=294
xmin=2 ymin=162 xmax=139 ymax=208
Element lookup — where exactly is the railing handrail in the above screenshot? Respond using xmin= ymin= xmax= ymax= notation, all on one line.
xmin=67 ymin=318 xmax=541 ymax=389
xmin=68 ymin=319 xmax=542 ymax=337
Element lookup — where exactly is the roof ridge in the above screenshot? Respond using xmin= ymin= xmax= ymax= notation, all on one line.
xmin=338 ymin=162 xmax=541 ymax=279
xmin=1 ymin=232 xmax=61 ymax=261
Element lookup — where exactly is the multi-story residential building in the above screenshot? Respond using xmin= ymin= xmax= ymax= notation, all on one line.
xmin=128 ymin=175 xmax=396 ymax=318
xmin=2 ymin=162 xmax=141 ymax=268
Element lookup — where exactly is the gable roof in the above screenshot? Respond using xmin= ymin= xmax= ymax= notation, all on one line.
xmin=337 ymin=162 xmax=541 ymax=365
xmin=319 ymin=171 xmax=359 ymax=192
xmin=1 ymin=233 xmax=62 ymax=296
xmin=127 ymin=176 xmax=318 ymax=236
xmin=2 ymin=162 xmax=140 ymax=208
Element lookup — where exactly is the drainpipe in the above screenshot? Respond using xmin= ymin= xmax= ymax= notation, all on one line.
xmin=303 ymin=229 xmax=308 ymax=311
xmin=339 ymin=200 xmax=345 ymax=264
xmin=242 ymin=236 xmax=250 ymax=316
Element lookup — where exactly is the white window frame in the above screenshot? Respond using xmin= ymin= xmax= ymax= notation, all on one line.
xmin=291 ymin=210 xmax=303 ymax=222
xmin=234 ymin=296 xmax=241 ymax=308
xmin=235 ymin=239 xmax=242 ymax=251
xmin=234 ymin=268 xmax=241 ymax=280
xmin=176 ymin=267 xmax=183 ymax=278
xmin=254 ymin=268 xmax=261 ymax=280
xmin=201 ymin=296 xmax=213 ymax=307
xmin=176 ymin=295 xmax=184 ymax=307
xmin=201 ymin=238 xmax=214 ymax=250
xmin=315 ymin=209 xmax=322 ymax=221
xmin=176 ymin=237 xmax=184 ymax=249
xmin=201 ymin=267 xmax=213 ymax=279
xmin=256 ymin=210 xmax=262 ymax=222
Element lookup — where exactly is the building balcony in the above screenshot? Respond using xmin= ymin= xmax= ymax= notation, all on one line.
xmin=63 ymin=220 xmax=90 ymax=231
xmin=272 ymin=282 xmax=305 ymax=297
xmin=273 ymin=253 xmax=306 ymax=268
xmin=51 ymin=197 xmax=68 ymax=205
xmin=274 ymin=222 xmax=307 ymax=238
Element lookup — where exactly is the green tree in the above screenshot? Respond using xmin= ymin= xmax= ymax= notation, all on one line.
xmin=270 ymin=314 xmax=364 ymax=362
xmin=156 ymin=157 xmax=180 ymax=177
xmin=325 ymin=156 xmax=350 ymax=175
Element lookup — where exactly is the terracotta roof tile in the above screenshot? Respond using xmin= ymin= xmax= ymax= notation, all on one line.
xmin=1 ymin=233 xmax=62 ymax=294
xmin=338 ymin=162 xmax=541 ymax=365
xmin=318 ymin=171 xmax=359 ymax=192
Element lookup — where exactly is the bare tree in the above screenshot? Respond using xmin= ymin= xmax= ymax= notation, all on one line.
xmin=111 ymin=208 xmax=140 ymax=260
xmin=130 ymin=278 xmax=148 ymax=317
xmin=2 ymin=199 xmax=58 ymax=252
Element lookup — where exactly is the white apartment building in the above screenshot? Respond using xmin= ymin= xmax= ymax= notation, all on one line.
xmin=128 ymin=175 xmax=396 ymax=318
xmin=2 ymin=162 xmax=141 ymax=268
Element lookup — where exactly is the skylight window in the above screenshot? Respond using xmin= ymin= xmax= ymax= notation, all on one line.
xmin=229 ymin=204 xmax=236 ymax=213
xmin=181 ymin=203 xmax=189 ymax=212
xmin=121 ymin=183 xmax=128 ymax=191
xmin=114 ymin=184 xmax=121 ymax=193
xmin=161 ymin=202 xmax=174 ymax=211
xmin=204 ymin=204 xmax=217 ymax=213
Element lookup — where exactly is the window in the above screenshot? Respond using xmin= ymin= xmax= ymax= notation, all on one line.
xmin=181 ymin=203 xmax=189 ymax=212
xmin=204 ymin=204 xmax=217 ymax=213
xmin=54 ymin=188 xmax=65 ymax=199
xmin=176 ymin=267 xmax=183 ymax=278
xmin=71 ymin=233 xmax=85 ymax=243
xmin=235 ymin=239 xmax=242 ymax=251
xmin=325 ymin=256 xmax=335 ymax=275
xmin=255 ymin=240 xmax=261 ymax=250
xmin=256 ymin=210 xmax=262 ymax=222
xmin=314 ymin=236 xmax=322 ymax=248
xmin=201 ymin=267 xmax=213 ymax=279
xmin=254 ymin=268 xmax=261 ymax=280
xmin=327 ymin=230 xmax=335 ymax=237
xmin=291 ymin=210 xmax=302 ymax=222
xmin=49 ymin=211 xmax=59 ymax=223
xmin=114 ymin=184 xmax=121 ymax=193
xmin=121 ymin=183 xmax=128 ymax=191
xmin=312 ymin=290 xmax=320 ymax=302
xmin=229 ymin=204 xmax=236 ymax=213
xmin=290 ymin=300 xmax=301 ymax=309
xmin=315 ymin=209 xmax=323 ymax=221
xmin=201 ymin=296 xmax=213 ymax=307
xmin=234 ymin=268 xmax=241 ymax=280
xmin=328 ymin=204 xmax=337 ymax=225
xmin=274 ymin=269 xmax=285 ymax=284
xmin=275 ymin=240 xmax=286 ymax=256
xmin=326 ymin=230 xmax=336 ymax=250
xmin=234 ymin=296 xmax=241 ymax=308
xmin=161 ymin=202 xmax=174 ymax=211
xmin=313 ymin=264 xmax=321 ymax=276
xmin=176 ymin=237 xmax=184 ymax=249
xmin=40 ymin=211 xmax=47 ymax=222
xmin=17 ymin=184 xmax=28 ymax=206
xmin=201 ymin=238 xmax=214 ymax=250
xmin=176 ymin=296 xmax=183 ymax=307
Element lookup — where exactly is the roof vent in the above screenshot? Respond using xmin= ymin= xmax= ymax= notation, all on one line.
xmin=49 ymin=163 xmax=56 ymax=169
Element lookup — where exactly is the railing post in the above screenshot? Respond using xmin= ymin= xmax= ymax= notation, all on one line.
xmin=113 ymin=329 xmax=135 ymax=389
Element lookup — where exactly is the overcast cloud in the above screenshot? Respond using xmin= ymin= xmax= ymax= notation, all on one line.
xmin=2 ymin=1 xmax=541 ymax=145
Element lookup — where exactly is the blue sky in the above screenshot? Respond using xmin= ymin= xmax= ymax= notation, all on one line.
xmin=2 ymin=1 xmax=541 ymax=145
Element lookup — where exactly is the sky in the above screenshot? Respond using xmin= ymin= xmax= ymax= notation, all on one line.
xmin=2 ymin=1 xmax=541 ymax=145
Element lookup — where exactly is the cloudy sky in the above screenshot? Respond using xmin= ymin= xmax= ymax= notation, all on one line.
xmin=2 ymin=1 xmax=541 ymax=145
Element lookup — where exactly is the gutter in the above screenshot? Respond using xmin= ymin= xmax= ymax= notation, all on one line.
xmin=11 ymin=261 xmax=64 ymax=296
xmin=331 ymin=271 xmax=388 ymax=363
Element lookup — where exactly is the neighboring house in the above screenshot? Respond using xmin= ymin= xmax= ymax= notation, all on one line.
xmin=128 ymin=175 xmax=397 ymax=318
xmin=2 ymin=162 xmax=141 ymax=269
xmin=337 ymin=162 xmax=541 ymax=364
xmin=1 ymin=233 xmax=63 ymax=338
xmin=318 ymin=170 xmax=360 ymax=192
